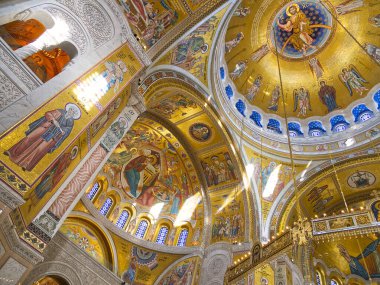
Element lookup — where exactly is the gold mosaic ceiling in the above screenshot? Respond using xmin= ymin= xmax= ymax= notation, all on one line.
xmin=225 ymin=0 xmax=380 ymax=118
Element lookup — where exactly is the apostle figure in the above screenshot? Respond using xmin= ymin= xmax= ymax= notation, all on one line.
xmin=277 ymin=3 xmax=316 ymax=55
xmin=364 ymin=43 xmax=380 ymax=64
xmin=251 ymin=44 xmax=270 ymax=62
xmin=318 ymin=81 xmax=339 ymax=113
xmin=369 ymin=14 xmax=380 ymax=28
xmin=0 ymin=19 xmax=46 ymax=50
xmin=335 ymin=0 xmax=363 ymax=15
xmin=225 ymin=32 xmax=244 ymax=53
xmin=268 ymin=85 xmax=281 ymax=112
xmin=246 ymin=75 xmax=263 ymax=102
xmin=4 ymin=103 xmax=81 ymax=171
xmin=309 ymin=57 xmax=324 ymax=79
xmin=23 ymin=48 xmax=71 ymax=83
xmin=229 ymin=60 xmax=248 ymax=80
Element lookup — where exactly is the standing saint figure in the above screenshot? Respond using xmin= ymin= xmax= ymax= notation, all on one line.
xmin=364 ymin=43 xmax=380 ymax=64
xmin=308 ymin=58 xmax=324 ymax=79
xmin=339 ymin=66 xmax=367 ymax=96
xmin=277 ymin=3 xmax=316 ymax=55
xmin=251 ymin=44 xmax=270 ymax=62
xmin=268 ymin=85 xmax=281 ymax=112
xmin=246 ymin=75 xmax=263 ymax=102
xmin=293 ymin=87 xmax=311 ymax=117
xmin=229 ymin=60 xmax=248 ymax=80
xmin=23 ymin=146 xmax=78 ymax=212
xmin=318 ymin=81 xmax=339 ymax=113
xmin=335 ymin=0 xmax=363 ymax=15
xmin=225 ymin=32 xmax=244 ymax=53
xmin=369 ymin=14 xmax=380 ymax=28
xmin=4 ymin=103 xmax=81 ymax=171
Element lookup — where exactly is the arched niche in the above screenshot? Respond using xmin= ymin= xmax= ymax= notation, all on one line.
xmin=32 ymin=275 xmax=69 ymax=285
xmin=60 ymin=216 xmax=114 ymax=271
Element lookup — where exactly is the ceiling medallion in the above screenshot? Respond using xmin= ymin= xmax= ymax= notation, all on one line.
xmin=267 ymin=0 xmax=337 ymax=61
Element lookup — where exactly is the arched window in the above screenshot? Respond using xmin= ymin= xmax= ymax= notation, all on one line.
xmin=135 ymin=220 xmax=149 ymax=239
xmin=316 ymin=271 xmax=322 ymax=285
xmin=156 ymin=226 xmax=169 ymax=244
xmin=177 ymin=228 xmax=189 ymax=247
xmin=115 ymin=210 xmax=130 ymax=229
xmin=87 ymin=182 xmax=100 ymax=200
xmin=330 ymin=279 xmax=338 ymax=285
xmin=99 ymin=198 xmax=113 ymax=216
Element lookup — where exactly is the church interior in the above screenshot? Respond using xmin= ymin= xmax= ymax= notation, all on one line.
xmin=0 ymin=0 xmax=379 ymax=284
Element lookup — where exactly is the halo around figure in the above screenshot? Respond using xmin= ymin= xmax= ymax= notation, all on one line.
xmin=65 ymin=103 xmax=81 ymax=120
xmin=286 ymin=3 xmax=300 ymax=16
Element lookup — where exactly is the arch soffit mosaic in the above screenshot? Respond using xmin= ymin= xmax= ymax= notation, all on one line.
xmin=139 ymin=68 xmax=257 ymax=243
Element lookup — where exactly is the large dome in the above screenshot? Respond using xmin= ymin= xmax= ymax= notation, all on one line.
xmin=214 ymin=0 xmax=380 ymax=153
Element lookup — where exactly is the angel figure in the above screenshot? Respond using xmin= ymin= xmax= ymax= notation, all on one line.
xmin=364 ymin=43 xmax=380 ymax=64
xmin=225 ymin=32 xmax=244 ymax=53
xmin=251 ymin=44 xmax=270 ymax=62
xmin=229 ymin=60 xmax=248 ymax=80
xmin=268 ymin=85 xmax=281 ymax=112
xmin=246 ymin=75 xmax=263 ymax=102
xmin=293 ymin=87 xmax=311 ymax=117
xmin=308 ymin=58 xmax=324 ymax=79
xmin=335 ymin=0 xmax=363 ymax=15
xmin=339 ymin=66 xmax=368 ymax=96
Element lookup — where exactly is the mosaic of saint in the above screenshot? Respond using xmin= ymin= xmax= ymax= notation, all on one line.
xmin=189 ymin=123 xmax=211 ymax=142
xmin=102 ymin=121 xmax=199 ymax=217
xmin=4 ymin=103 xmax=81 ymax=172
xmin=269 ymin=1 xmax=335 ymax=60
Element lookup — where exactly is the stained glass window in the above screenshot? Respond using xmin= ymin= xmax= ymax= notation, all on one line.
xmin=177 ymin=229 xmax=189 ymax=247
xmin=87 ymin=182 xmax=100 ymax=200
xmin=135 ymin=220 xmax=149 ymax=239
xmin=156 ymin=226 xmax=169 ymax=244
xmin=330 ymin=280 xmax=338 ymax=285
xmin=115 ymin=210 xmax=130 ymax=229
xmin=100 ymin=198 xmax=113 ymax=216
xmin=316 ymin=272 xmax=322 ymax=285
